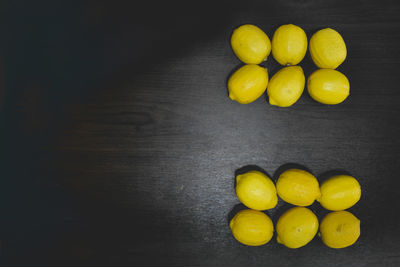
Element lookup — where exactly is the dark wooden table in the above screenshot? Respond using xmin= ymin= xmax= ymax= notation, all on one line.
xmin=3 ymin=0 xmax=400 ymax=266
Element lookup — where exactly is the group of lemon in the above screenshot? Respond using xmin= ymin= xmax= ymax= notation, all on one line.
xmin=228 ymin=24 xmax=349 ymax=106
xmin=230 ymin=168 xmax=361 ymax=249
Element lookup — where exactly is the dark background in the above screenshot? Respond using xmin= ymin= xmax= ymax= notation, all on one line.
xmin=2 ymin=0 xmax=400 ymax=266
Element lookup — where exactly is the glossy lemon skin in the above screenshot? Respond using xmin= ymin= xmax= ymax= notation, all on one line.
xmin=276 ymin=169 xmax=321 ymax=206
xmin=276 ymin=207 xmax=319 ymax=249
xmin=231 ymin=24 xmax=271 ymax=64
xmin=309 ymin=28 xmax=347 ymax=69
xmin=228 ymin=64 xmax=269 ymax=104
xmin=307 ymin=69 xmax=350 ymax=105
xmin=236 ymin=171 xmax=278 ymax=210
xmin=317 ymin=175 xmax=361 ymax=211
xmin=229 ymin=209 xmax=274 ymax=246
xmin=267 ymin=66 xmax=305 ymax=107
xmin=272 ymin=24 xmax=308 ymax=66
xmin=320 ymin=211 xmax=360 ymax=249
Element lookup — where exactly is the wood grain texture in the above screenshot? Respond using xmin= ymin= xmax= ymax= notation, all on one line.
xmin=2 ymin=0 xmax=400 ymax=266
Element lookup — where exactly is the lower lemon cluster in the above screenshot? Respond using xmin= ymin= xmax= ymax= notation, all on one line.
xmin=230 ymin=168 xmax=361 ymax=249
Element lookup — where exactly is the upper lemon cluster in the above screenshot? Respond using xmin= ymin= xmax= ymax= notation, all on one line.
xmin=228 ymin=24 xmax=350 ymax=106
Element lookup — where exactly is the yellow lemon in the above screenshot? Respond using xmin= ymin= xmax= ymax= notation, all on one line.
xmin=272 ymin=24 xmax=308 ymax=66
xmin=228 ymin=64 xmax=269 ymax=104
xmin=230 ymin=209 xmax=274 ymax=246
xmin=267 ymin=66 xmax=305 ymax=107
xmin=309 ymin=28 xmax=347 ymax=69
xmin=307 ymin=69 xmax=350 ymax=105
xmin=276 ymin=207 xmax=319 ymax=249
xmin=317 ymin=175 xmax=361 ymax=211
xmin=320 ymin=211 xmax=360 ymax=249
xmin=276 ymin=169 xmax=320 ymax=206
xmin=231 ymin=24 xmax=271 ymax=64
xmin=236 ymin=171 xmax=278 ymax=210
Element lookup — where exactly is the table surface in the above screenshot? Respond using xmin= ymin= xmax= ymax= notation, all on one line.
xmin=3 ymin=0 xmax=400 ymax=266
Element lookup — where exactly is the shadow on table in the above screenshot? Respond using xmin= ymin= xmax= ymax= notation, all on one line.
xmin=4 ymin=1 xmax=243 ymax=266
xmin=317 ymin=169 xmax=353 ymax=183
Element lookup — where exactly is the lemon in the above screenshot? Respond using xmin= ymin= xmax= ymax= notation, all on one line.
xmin=317 ymin=175 xmax=361 ymax=211
xmin=236 ymin=171 xmax=278 ymax=210
xmin=272 ymin=24 xmax=308 ymax=66
xmin=276 ymin=207 xmax=319 ymax=249
xmin=307 ymin=69 xmax=350 ymax=105
xmin=309 ymin=28 xmax=347 ymax=69
xmin=228 ymin=64 xmax=269 ymax=104
xmin=230 ymin=209 xmax=274 ymax=246
xmin=231 ymin=24 xmax=271 ymax=64
xmin=276 ymin=169 xmax=320 ymax=206
xmin=320 ymin=211 xmax=360 ymax=249
xmin=267 ymin=66 xmax=305 ymax=107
